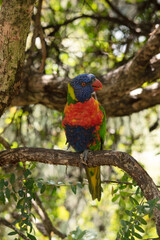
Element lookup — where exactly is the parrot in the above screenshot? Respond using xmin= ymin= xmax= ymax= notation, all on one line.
xmin=62 ymin=73 xmax=106 ymax=201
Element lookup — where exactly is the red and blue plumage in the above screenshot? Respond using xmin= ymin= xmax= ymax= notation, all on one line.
xmin=62 ymin=74 xmax=106 ymax=201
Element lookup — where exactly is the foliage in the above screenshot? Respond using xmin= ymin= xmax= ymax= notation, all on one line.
xmin=0 ymin=0 xmax=160 ymax=239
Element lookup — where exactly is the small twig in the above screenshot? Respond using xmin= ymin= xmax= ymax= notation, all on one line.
xmin=32 ymin=193 xmax=66 ymax=239
xmin=0 ymin=136 xmax=11 ymax=149
xmin=0 ymin=217 xmax=29 ymax=240
xmin=102 ymin=180 xmax=133 ymax=185
xmin=39 ymin=26 xmax=47 ymax=73
xmin=105 ymin=0 xmax=131 ymax=21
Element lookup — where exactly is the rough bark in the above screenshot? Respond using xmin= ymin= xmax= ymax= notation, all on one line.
xmin=10 ymin=26 xmax=160 ymax=116
xmin=0 ymin=0 xmax=35 ymax=117
xmin=11 ymin=60 xmax=160 ymax=116
xmin=104 ymin=82 xmax=160 ymax=116
xmin=0 ymin=147 xmax=160 ymax=236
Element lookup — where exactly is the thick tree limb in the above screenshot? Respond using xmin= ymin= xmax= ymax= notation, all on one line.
xmin=0 ymin=0 xmax=35 ymax=117
xmin=10 ymin=26 xmax=160 ymax=116
xmin=11 ymin=59 xmax=160 ymax=116
xmin=0 ymin=147 xmax=160 ymax=236
xmin=104 ymin=82 xmax=160 ymax=116
xmin=100 ymin=25 xmax=160 ymax=100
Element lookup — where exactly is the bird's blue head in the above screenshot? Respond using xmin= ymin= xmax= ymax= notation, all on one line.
xmin=70 ymin=73 xmax=102 ymax=102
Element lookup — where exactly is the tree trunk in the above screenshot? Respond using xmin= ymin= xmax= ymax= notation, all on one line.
xmin=0 ymin=0 xmax=35 ymax=117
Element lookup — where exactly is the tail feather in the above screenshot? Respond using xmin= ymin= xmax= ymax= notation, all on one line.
xmin=85 ymin=166 xmax=101 ymax=201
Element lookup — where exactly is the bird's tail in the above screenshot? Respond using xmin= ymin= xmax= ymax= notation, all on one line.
xmin=85 ymin=166 xmax=101 ymax=201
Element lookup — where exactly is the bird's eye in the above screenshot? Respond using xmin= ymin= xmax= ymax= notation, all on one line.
xmin=81 ymin=82 xmax=86 ymax=87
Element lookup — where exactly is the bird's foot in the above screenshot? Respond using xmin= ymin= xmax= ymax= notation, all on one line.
xmin=67 ymin=143 xmax=71 ymax=150
xmin=80 ymin=149 xmax=89 ymax=166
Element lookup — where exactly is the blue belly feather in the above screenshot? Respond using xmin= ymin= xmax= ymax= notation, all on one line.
xmin=65 ymin=125 xmax=95 ymax=152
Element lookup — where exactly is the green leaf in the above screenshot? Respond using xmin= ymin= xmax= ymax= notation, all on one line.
xmin=129 ymin=196 xmax=139 ymax=205
xmin=27 ymin=233 xmax=37 ymax=240
xmin=25 ymin=178 xmax=34 ymax=190
xmin=119 ymin=198 xmax=126 ymax=208
xmin=37 ymin=181 xmax=42 ymax=188
xmin=16 ymin=198 xmax=24 ymax=209
xmin=112 ymin=194 xmax=120 ymax=202
xmin=4 ymin=180 xmax=8 ymax=186
xmin=40 ymin=184 xmax=46 ymax=194
xmin=5 ymin=188 xmax=10 ymax=200
xmin=51 ymin=186 xmax=57 ymax=195
xmin=71 ymin=227 xmax=89 ymax=239
xmin=77 ymin=231 xmax=86 ymax=239
xmin=24 ymin=169 xmax=31 ymax=178
xmin=12 ymin=186 xmax=16 ymax=193
xmin=135 ymin=187 xmax=141 ymax=195
xmin=147 ymin=198 xmax=159 ymax=207
xmin=18 ymin=189 xmax=24 ymax=197
xmin=124 ymin=230 xmax=130 ymax=238
xmin=71 ymin=185 xmax=77 ymax=194
xmin=138 ymin=216 xmax=147 ymax=225
xmin=24 ymin=219 xmax=33 ymax=233
xmin=120 ymin=191 xmax=129 ymax=197
xmin=11 ymin=192 xmax=17 ymax=202
xmin=133 ymin=232 xmax=142 ymax=239
xmin=10 ymin=173 xmax=15 ymax=185
xmin=0 ymin=179 xmax=4 ymax=190
xmin=135 ymin=225 xmax=144 ymax=233
xmin=8 ymin=231 xmax=17 ymax=235
xmin=0 ymin=191 xmax=5 ymax=204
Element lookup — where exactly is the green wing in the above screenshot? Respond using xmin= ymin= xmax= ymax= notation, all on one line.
xmin=99 ymin=104 xmax=106 ymax=149
xmin=85 ymin=103 xmax=106 ymax=201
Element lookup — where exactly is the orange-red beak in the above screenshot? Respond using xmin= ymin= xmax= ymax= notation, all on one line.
xmin=92 ymin=79 xmax=102 ymax=91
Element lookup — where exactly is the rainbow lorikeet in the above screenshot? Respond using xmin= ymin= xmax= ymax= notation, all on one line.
xmin=62 ymin=73 xmax=106 ymax=201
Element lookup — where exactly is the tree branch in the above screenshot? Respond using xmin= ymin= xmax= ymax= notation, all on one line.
xmin=32 ymin=193 xmax=66 ymax=239
xmin=0 ymin=136 xmax=11 ymax=150
xmin=47 ymin=13 xmax=146 ymax=37
xmin=9 ymin=25 xmax=160 ymax=116
xmin=100 ymin=25 xmax=160 ymax=99
xmin=11 ymin=57 xmax=160 ymax=116
xmin=0 ymin=217 xmax=29 ymax=240
xmin=0 ymin=147 xmax=160 ymax=236
xmin=103 ymin=82 xmax=160 ymax=116
xmin=105 ymin=0 xmax=136 ymax=30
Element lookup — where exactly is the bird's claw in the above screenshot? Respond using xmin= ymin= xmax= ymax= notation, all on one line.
xmin=80 ymin=149 xmax=89 ymax=166
xmin=67 ymin=143 xmax=70 ymax=150
xmin=80 ymin=160 xmax=88 ymax=166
